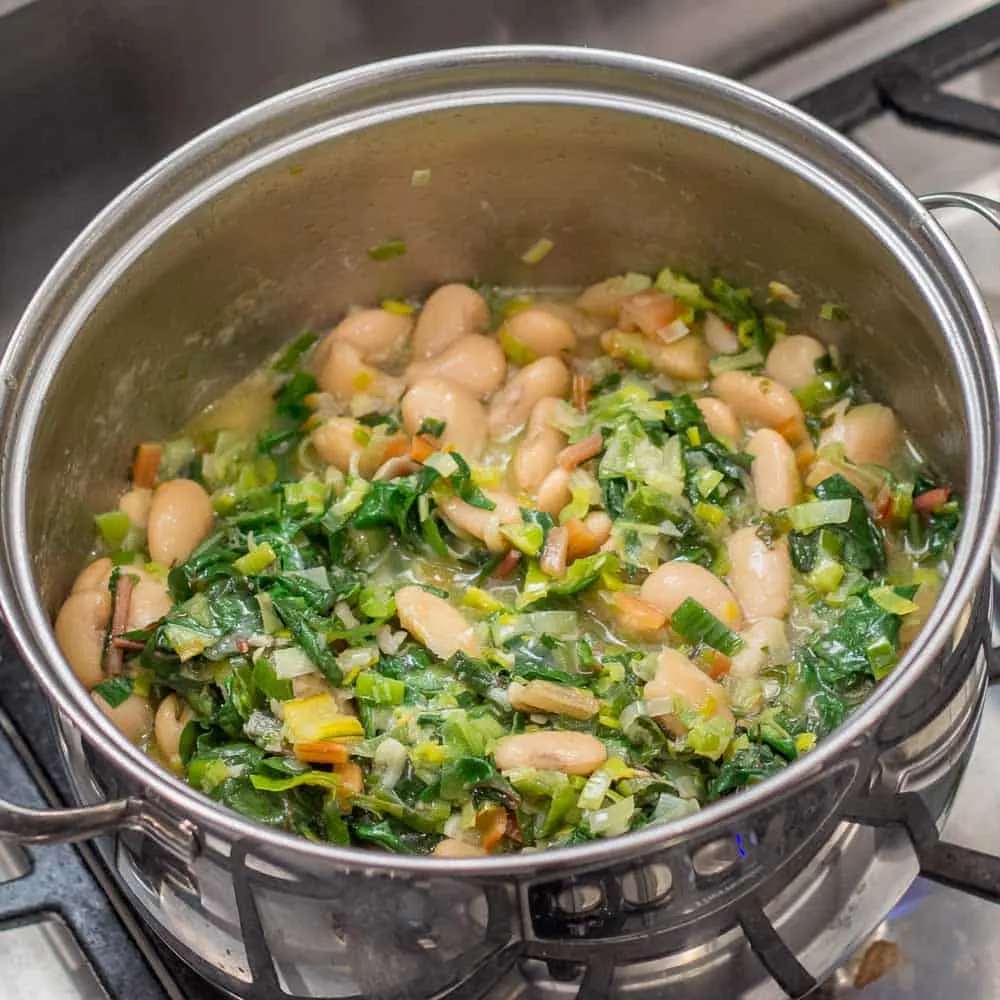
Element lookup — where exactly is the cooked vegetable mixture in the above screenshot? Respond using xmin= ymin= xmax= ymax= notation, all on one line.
xmin=55 ymin=270 xmax=961 ymax=855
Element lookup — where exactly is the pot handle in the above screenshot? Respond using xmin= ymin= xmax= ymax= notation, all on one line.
xmin=0 ymin=795 xmax=197 ymax=860
xmin=0 ymin=708 xmax=197 ymax=859
xmin=920 ymin=191 xmax=1000 ymax=675
xmin=0 ymin=706 xmax=197 ymax=860
xmin=920 ymin=191 xmax=1000 ymax=226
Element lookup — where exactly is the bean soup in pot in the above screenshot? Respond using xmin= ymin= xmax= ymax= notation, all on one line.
xmin=54 ymin=268 xmax=960 ymax=855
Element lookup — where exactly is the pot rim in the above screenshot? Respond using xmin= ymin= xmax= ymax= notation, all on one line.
xmin=2 ymin=44 xmax=998 ymax=876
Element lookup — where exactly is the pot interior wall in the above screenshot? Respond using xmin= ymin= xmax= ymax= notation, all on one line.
xmin=26 ymin=100 xmax=965 ymax=608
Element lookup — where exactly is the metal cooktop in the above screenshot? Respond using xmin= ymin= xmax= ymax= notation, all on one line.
xmin=3 ymin=1 xmax=1000 ymax=997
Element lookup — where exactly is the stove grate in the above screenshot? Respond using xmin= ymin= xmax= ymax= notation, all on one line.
xmin=796 ymin=3 xmax=1000 ymax=141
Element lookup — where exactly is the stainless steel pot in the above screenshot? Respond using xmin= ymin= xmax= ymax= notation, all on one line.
xmin=1 ymin=47 xmax=1000 ymax=1000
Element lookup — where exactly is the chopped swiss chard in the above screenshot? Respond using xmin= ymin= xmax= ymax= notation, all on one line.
xmin=671 ymin=597 xmax=743 ymax=655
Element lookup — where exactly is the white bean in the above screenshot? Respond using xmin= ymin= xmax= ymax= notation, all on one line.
xmin=703 ymin=313 xmax=741 ymax=355
xmin=395 ymin=585 xmax=481 ymax=660
xmin=819 ymin=403 xmax=900 ymax=467
xmin=119 ymin=487 xmax=153 ymax=530
xmin=317 ymin=341 xmax=404 ymax=409
xmin=651 ymin=336 xmax=710 ymax=380
xmin=493 ymin=731 xmax=607 ymax=775
xmin=147 ymin=478 xmax=214 ymax=566
xmin=438 ymin=493 xmax=520 ymax=553
xmin=502 ymin=308 xmax=577 ymax=359
xmin=412 ymin=284 xmax=489 ymax=359
xmin=534 ymin=466 xmax=572 ymax=516
xmin=55 ymin=590 xmax=112 ymax=688
xmin=618 ymin=291 xmax=679 ymax=337
xmin=93 ymin=691 xmax=154 ymax=744
xmin=711 ymin=371 xmax=807 ymax=445
xmin=640 ymin=561 xmax=743 ymax=629
xmin=747 ymin=428 xmax=800 ymax=512
xmin=433 ymin=838 xmax=487 ymax=858
xmin=727 ymin=527 xmax=791 ymax=621
xmin=312 ymin=417 xmax=368 ymax=474
xmin=488 ymin=357 xmax=571 ymax=441
xmin=323 ymin=308 xmax=412 ymax=364
xmin=765 ymin=335 xmax=826 ymax=390
xmin=729 ymin=617 xmax=790 ymax=678
xmin=534 ymin=302 xmax=604 ymax=340
xmin=583 ymin=511 xmax=613 ymax=546
xmin=405 ymin=334 xmax=506 ymax=398
xmin=508 ymin=680 xmax=600 ymax=720
xmin=805 ymin=456 xmax=878 ymax=498
xmin=72 ymin=557 xmax=115 ymax=595
xmin=70 ymin=558 xmax=170 ymax=631
xmin=514 ymin=397 xmax=568 ymax=493
xmin=374 ymin=456 xmax=420 ymax=481
xmin=311 ymin=417 xmax=405 ymax=478
xmin=575 ymin=277 xmax=635 ymax=322
xmin=155 ymin=693 xmax=196 ymax=766
xmin=644 ymin=648 xmax=733 ymax=740
xmin=401 ymin=377 xmax=488 ymax=460
xmin=696 ymin=397 xmax=741 ymax=442
xmin=123 ymin=567 xmax=173 ymax=629
xmin=601 ymin=329 xmax=708 ymax=379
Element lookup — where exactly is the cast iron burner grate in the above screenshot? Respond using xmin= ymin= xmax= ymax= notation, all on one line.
xmin=795 ymin=3 xmax=1000 ymax=142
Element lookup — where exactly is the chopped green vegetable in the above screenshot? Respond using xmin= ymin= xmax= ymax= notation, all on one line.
xmin=95 ymin=511 xmax=131 ymax=551
xmin=810 ymin=475 xmax=885 ymax=573
xmin=499 ymin=326 xmax=537 ymax=367
xmin=795 ymin=369 xmax=852 ymax=413
xmin=868 ymin=586 xmax=919 ymax=616
xmin=273 ymin=331 xmax=319 ymax=372
xmin=355 ymin=671 xmax=406 ymax=705
xmin=549 ymin=552 xmax=619 ymax=596
xmin=234 ymin=541 xmax=277 ymax=575
xmin=767 ymin=281 xmax=801 ymax=307
xmin=93 ymin=675 xmax=134 ymax=708
xmin=708 ymin=347 xmax=765 ymax=374
xmin=781 ymin=499 xmax=852 ymax=534
xmin=708 ymin=739 xmax=786 ymax=800
xmin=799 ymin=587 xmax=916 ymax=696
xmin=654 ymin=268 xmax=709 ymax=308
xmin=500 ymin=521 xmax=546 ymax=557
xmin=253 ymin=658 xmax=294 ymax=701
xmin=417 ymin=418 xmax=446 ymax=438
xmin=69 ymin=260 xmax=957 ymax=857
xmin=521 ymin=237 xmax=554 ymax=265
xmin=819 ymin=301 xmax=849 ymax=321
xmin=367 ymin=239 xmax=407 ymax=261
xmin=671 ymin=597 xmax=743 ymax=656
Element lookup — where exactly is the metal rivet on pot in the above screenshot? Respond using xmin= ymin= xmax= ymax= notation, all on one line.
xmin=621 ymin=863 xmax=673 ymax=908
xmin=691 ymin=838 xmax=742 ymax=882
xmin=555 ymin=883 xmax=604 ymax=915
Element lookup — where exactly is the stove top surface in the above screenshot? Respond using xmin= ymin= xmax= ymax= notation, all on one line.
xmin=3 ymin=2 xmax=1000 ymax=998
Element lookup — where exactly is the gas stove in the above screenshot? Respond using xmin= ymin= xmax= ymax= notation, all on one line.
xmin=3 ymin=2 xmax=1000 ymax=998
